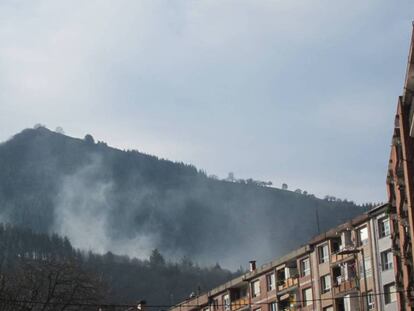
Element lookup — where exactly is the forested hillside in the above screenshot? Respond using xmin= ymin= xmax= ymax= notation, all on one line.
xmin=0 ymin=127 xmax=367 ymax=268
xmin=0 ymin=224 xmax=237 ymax=308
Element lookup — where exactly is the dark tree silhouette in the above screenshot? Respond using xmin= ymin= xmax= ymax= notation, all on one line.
xmin=84 ymin=134 xmax=95 ymax=144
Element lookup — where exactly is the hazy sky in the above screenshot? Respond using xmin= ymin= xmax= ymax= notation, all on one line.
xmin=1 ymin=1 xmax=413 ymax=204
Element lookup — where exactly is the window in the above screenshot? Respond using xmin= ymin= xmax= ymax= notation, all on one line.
xmin=276 ymin=268 xmax=285 ymax=285
xmin=381 ymin=250 xmax=393 ymax=271
xmin=266 ymin=273 xmax=275 ymax=291
xmin=359 ymin=256 xmax=372 ymax=278
xmin=367 ymin=291 xmax=374 ymax=310
xmin=268 ymin=302 xmax=277 ymax=311
xmin=341 ymin=230 xmax=352 ymax=249
xmin=213 ymin=299 xmax=219 ymax=310
xmin=302 ymin=287 xmax=313 ymax=306
xmin=320 ymin=274 xmax=331 ymax=293
xmin=332 ymin=266 xmax=341 ymax=284
xmin=331 ymin=239 xmax=340 ymax=253
xmin=378 ymin=217 xmax=391 ymax=238
xmin=318 ymin=244 xmax=329 ymax=264
xmin=252 ymin=280 xmax=260 ymax=298
xmin=300 ymin=258 xmax=310 ymax=277
xmin=223 ymin=294 xmax=230 ymax=311
xmin=358 ymin=226 xmax=369 ymax=246
xmin=384 ymin=283 xmax=397 ymax=304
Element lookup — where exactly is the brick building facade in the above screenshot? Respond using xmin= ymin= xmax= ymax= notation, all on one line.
xmin=386 ymin=24 xmax=414 ymax=311
xmin=170 ymin=205 xmax=397 ymax=311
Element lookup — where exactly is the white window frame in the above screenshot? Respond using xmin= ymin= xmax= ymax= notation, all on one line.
xmin=367 ymin=291 xmax=374 ymax=310
xmin=300 ymin=258 xmax=311 ymax=277
xmin=384 ymin=283 xmax=397 ymax=304
xmin=358 ymin=226 xmax=369 ymax=246
xmin=223 ymin=294 xmax=230 ymax=311
xmin=302 ymin=287 xmax=313 ymax=306
xmin=251 ymin=280 xmax=260 ymax=298
xmin=378 ymin=217 xmax=390 ymax=238
xmin=381 ymin=250 xmax=393 ymax=271
xmin=359 ymin=256 xmax=372 ymax=278
xmin=266 ymin=273 xmax=275 ymax=291
xmin=321 ymin=274 xmax=331 ymax=293
xmin=318 ymin=244 xmax=329 ymax=264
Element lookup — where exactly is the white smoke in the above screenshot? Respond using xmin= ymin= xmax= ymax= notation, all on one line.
xmin=53 ymin=155 xmax=157 ymax=259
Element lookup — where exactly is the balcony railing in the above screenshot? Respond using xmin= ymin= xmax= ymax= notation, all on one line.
xmin=331 ymin=248 xmax=356 ymax=265
xmin=331 ymin=253 xmax=351 ymax=264
xmin=332 ymin=277 xmax=357 ymax=296
xmin=277 ymin=277 xmax=298 ymax=291
xmin=230 ymin=297 xmax=249 ymax=311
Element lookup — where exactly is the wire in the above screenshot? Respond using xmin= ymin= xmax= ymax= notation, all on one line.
xmin=0 ymin=289 xmax=409 ymax=309
xmin=172 ymin=289 xmax=411 ymax=308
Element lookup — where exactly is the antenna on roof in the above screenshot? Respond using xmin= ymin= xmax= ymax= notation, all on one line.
xmin=315 ymin=206 xmax=321 ymax=235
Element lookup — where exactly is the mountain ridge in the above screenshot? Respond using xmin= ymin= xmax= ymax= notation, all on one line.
xmin=0 ymin=127 xmax=367 ymax=268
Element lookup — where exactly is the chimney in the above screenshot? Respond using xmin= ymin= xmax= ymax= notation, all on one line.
xmin=249 ymin=260 xmax=256 ymax=272
xmin=137 ymin=300 xmax=146 ymax=311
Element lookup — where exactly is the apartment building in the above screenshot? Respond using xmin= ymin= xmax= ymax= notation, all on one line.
xmin=369 ymin=206 xmax=398 ymax=311
xmin=386 ymin=25 xmax=414 ymax=310
xmin=170 ymin=205 xmax=396 ymax=311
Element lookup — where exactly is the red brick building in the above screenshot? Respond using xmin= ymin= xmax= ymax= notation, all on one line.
xmin=386 ymin=24 xmax=414 ymax=311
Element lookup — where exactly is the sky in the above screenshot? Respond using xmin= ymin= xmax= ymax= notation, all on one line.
xmin=0 ymin=0 xmax=413 ymax=204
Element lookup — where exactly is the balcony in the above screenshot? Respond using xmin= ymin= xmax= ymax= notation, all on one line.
xmin=403 ymin=202 xmax=409 ymax=212
xmin=391 ymin=231 xmax=400 ymax=244
xmin=397 ymin=176 xmax=405 ymax=188
xmin=404 ymin=238 xmax=412 ymax=259
xmin=277 ymin=277 xmax=298 ymax=292
xmin=392 ymin=246 xmax=401 ymax=257
xmin=333 ymin=277 xmax=357 ymax=296
xmin=277 ymin=293 xmax=297 ymax=311
xmin=276 ymin=264 xmax=298 ymax=292
xmin=230 ymin=297 xmax=249 ymax=311
xmin=331 ymin=252 xmax=353 ymax=265
xmin=396 ymin=165 xmax=404 ymax=178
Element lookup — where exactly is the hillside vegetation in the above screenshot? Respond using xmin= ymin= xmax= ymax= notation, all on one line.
xmin=0 ymin=223 xmax=236 ymax=307
xmin=0 ymin=127 xmax=366 ymax=268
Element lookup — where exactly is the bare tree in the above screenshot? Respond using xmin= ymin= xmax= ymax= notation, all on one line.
xmin=0 ymin=259 xmax=105 ymax=311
